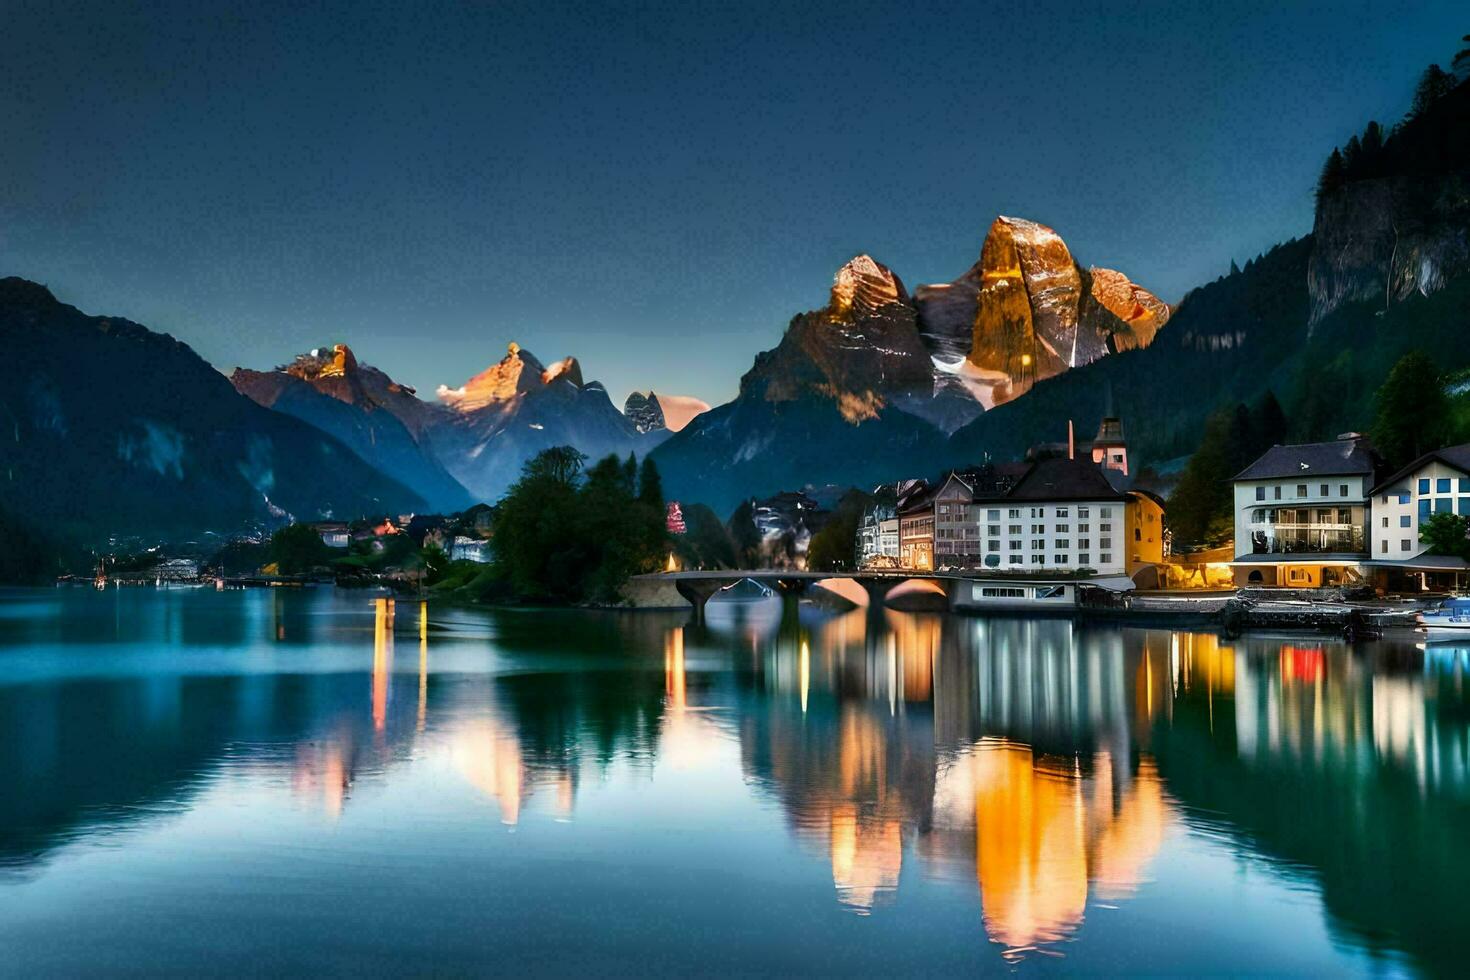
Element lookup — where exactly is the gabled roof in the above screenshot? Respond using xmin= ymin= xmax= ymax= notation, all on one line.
xmin=1233 ymin=438 xmax=1378 ymax=481
xmin=1368 ymin=443 xmax=1470 ymax=495
xmin=1007 ymin=457 xmax=1129 ymax=502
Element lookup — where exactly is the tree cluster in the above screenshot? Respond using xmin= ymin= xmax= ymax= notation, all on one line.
xmin=805 ymin=489 xmax=873 ymax=571
xmin=1370 ymin=350 xmax=1450 ymax=472
xmin=487 ymin=447 xmax=668 ymax=603
xmin=1421 ymin=512 xmax=1470 ymax=561
xmin=1317 ymin=36 xmax=1470 ymax=202
xmin=1168 ymin=392 xmax=1289 ymax=549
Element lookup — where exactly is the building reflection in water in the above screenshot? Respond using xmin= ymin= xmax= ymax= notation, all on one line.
xmin=14 ymin=588 xmax=1470 ymax=973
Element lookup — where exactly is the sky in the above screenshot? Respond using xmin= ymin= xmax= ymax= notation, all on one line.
xmin=1 ymin=1 xmax=1465 ymax=408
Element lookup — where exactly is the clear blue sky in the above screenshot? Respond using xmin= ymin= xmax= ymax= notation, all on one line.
xmin=2 ymin=1 xmax=1464 ymax=406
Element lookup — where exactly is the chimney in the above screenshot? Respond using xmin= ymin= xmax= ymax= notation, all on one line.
xmin=1067 ymin=420 xmax=1075 ymax=460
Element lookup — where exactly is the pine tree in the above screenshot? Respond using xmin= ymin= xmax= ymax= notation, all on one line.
xmin=1371 ymin=350 xmax=1448 ymax=470
xmin=637 ymin=456 xmax=663 ymax=508
xmin=1410 ymin=64 xmax=1454 ymax=120
xmin=1316 ymin=148 xmax=1347 ymax=202
xmin=1453 ymin=35 xmax=1470 ymax=81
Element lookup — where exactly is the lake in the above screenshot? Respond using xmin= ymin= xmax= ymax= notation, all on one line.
xmin=2 ymin=587 xmax=1466 ymax=975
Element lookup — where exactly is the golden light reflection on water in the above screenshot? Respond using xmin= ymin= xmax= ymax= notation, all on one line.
xmin=259 ymin=599 xmax=1468 ymax=963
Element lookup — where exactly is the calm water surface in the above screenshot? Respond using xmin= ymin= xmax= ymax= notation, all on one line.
xmin=3 ymin=587 xmax=1468 ymax=976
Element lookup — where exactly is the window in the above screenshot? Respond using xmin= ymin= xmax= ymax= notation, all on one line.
xmin=1032 ymin=524 xmax=1045 ymax=534
xmin=1340 ymin=484 xmax=1348 ymax=497
xmin=1008 ymin=556 xmax=1022 ymax=565
xmin=1316 ymin=509 xmax=1331 ymax=522
xmin=1399 ymin=492 xmax=1411 ymax=505
xmin=1009 ymin=540 xmax=1021 ymax=551
xmin=1100 ymin=522 xmax=1113 ymax=532
xmin=938 ymin=504 xmax=949 ymax=515
xmin=1055 ymin=539 xmax=1070 ymax=550
xmin=980 ymin=587 xmax=1026 ymax=598
xmin=1079 ymin=522 xmax=1090 ymax=532
xmin=1420 ymin=478 xmax=1431 ymax=494
xmin=1031 ymin=539 xmax=1044 ymax=550
xmin=1438 ymin=478 xmax=1452 ymax=493
xmin=1460 ymin=496 xmax=1470 ymax=515
xmin=1462 ymin=478 xmax=1470 ymax=493
xmin=987 ymin=508 xmax=1000 ymax=520
xmin=1256 ymin=487 xmax=1266 ymax=501
xmin=1134 ymin=528 xmax=1142 ymax=541
xmin=1401 ymin=515 xmax=1411 ymax=527
xmin=1079 ymin=539 xmax=1091 ymax=550
xmin=987 ymin=524 xmax=1000 ymax=536
xmin=1381 ymin=516 xmax=1389 ymax=528
xmin=1054 ymin=555 xmax=1069 ymax=566
xmin=1100 ymin=553 xmax=1112 ymax=564
xmin=1008 ymin=508 xmax=1021 ymax=519
xmin=1009 ymin=524 xmax=1021 ymax=535
xmin=1381 ymin=494 xmax=1389 ymax=505
xmin=1320 ymin=483 xmax=1329 ymax=496
xmin=1420 ymin=500 xmax=1432 ymax=519
xmin=1031 ymin=507 xmax=1042 ymax=518
xmin=1031 ymin=556 xmax=1044 ymax=566
xmin=1056 ymin=507 xmax=1069 ymax=517
xmin=1381 ymin=539 xmax=1388 ymax=553
xmin=1297 ymin=484 xmax=1308 ymax=497
xmin=1055 ymin=523 xmax=1070 ymax=533
xmin=1101 ymin=507 xmax=1113 ymax=518
xmin=1079 ymin=554 xmax=1090 ymax=566
xmin=1403 ymin=539 xmax=1412 ymax=551
xmin=1078 ymin=507 xmax=1090 ymax=518
xmin=987 ymin=541 xmax=999 ymax=553
xmin=1436 ymin=498 xmax=1452 ymax=514
xmin=1337 ymin=508 xmax=1352 ymax=523
xmin=1274 ymin=486 xmax=1282 ymax=500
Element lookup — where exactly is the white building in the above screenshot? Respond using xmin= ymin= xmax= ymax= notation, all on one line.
xmin=1366 ymin=443 xmax=1470 ymax=590
xmin=450 ymin=536 xmax=492 ymax=563
xmin=1230 ymin=435 xmax=1377 ymax=587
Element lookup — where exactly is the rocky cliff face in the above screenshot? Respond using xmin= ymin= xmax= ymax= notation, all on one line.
xmin=915 ymin=217 xmax=1167 ymax=407
xmin=624 ymin=391 xmax=666 ymax=433
xmin=1308 ymin=174 xmax=1470 ymax=329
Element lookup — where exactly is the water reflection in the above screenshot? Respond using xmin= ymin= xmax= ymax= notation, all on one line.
xmin=1 ymin=588 xmax=1468 ymax=973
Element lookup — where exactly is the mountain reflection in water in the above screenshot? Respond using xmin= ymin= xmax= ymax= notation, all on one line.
xmin=1 ymin=588 xmax=1468 ymax=975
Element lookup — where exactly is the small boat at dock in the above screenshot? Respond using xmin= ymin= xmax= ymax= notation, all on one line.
xmin=1418 ymin=597 xmax=1470 ymax=640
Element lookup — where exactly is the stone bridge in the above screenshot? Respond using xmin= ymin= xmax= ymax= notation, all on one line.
xmin=630 ymin=569 xmax=958 ymax=616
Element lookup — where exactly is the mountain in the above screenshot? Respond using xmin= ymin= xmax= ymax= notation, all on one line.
xmin=652 ymin=226 xmax=1167 ymax=514
xmin=624 ymin=391 xmax=666 ymax=433
xmin=231 ymin=345 xmax=473 ymax=511
xmin=431 ymin=343 xmax=666 ymax=500
xmin=916 ymin=216 xmax=1168 ymax=408
xmin=0 ymin=278 xmax=424 ymax=542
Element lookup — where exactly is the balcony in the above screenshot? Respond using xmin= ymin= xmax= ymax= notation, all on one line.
xmin=1247 ymin=524 xmax=1364 ymax=556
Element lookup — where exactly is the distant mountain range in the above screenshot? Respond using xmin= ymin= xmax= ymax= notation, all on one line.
xmin=5 ymin=67 xmax=1468 ymax=543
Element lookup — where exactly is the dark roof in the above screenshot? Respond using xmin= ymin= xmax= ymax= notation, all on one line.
xmin=1233 ymin=438 xmax=1378 ymax=481
xmin=1007 ymin=457 xmax=1129 ymax=502
xmin=1368 ymin=443 xmax=1470 ymax=495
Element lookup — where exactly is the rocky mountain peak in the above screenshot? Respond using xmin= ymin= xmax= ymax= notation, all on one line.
xmin=541 ymin=355 xmax=583 ymax=387
xmin=624 ymin=391 xmax=667 ymax=433
xmin=284 ymin=343 xmax=359 ymax=383
xmin=1087 ymin=268 xmax=1171 ymax=350
xmin=830 ymin=254 xmax=909 ymax=319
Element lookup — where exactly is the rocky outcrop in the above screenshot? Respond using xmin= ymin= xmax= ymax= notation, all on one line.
xmin=624 ymin=391 xmax=667 ymax=433
xmin=1308 ymin=175 xmax=1470 ymax=329
xmin=1087 ymin=268 xmax=1170 ymax=351
xmin=830 ymin=254 xmax=909 ymax=318
xmin=915 ymin=217 xmax=1167 ymax=407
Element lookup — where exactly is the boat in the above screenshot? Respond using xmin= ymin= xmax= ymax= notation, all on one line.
xmin=1418 ymin=597 xmax=1470 ymax=640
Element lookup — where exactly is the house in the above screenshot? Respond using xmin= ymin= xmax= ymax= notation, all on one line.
xmin=314 ymin=522 xmax=351 ymax=549
xmin=858 ymin=498 xmax=901 ymax=565
xmin=450 ymin=535 xmax=492 ymax=564
xmin=1230 ymin=435 xmax=1379 ymax=587
xmin=1364 ymin=443 xmax=1470 ymax=591
xmin=932 ymin=472 xmax=980 ymax=564
xmin=993 ymin=457 xmax=1131 ymax=575
xmin=897 ymin=482 xmax=935 ymax=570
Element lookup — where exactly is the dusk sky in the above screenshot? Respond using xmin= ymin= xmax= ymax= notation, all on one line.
xmin=2 ymin=0 xmax=1463 ymax=407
